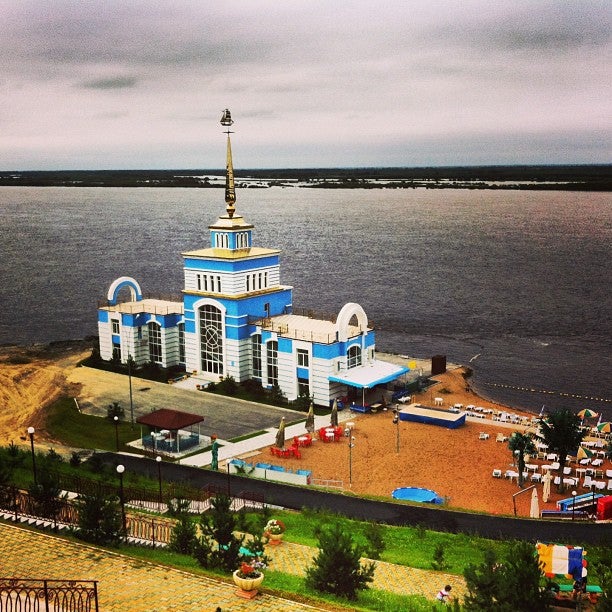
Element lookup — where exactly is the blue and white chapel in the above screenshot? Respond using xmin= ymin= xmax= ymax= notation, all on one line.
xmin=98 ymin=111 xmax=407 ymax=406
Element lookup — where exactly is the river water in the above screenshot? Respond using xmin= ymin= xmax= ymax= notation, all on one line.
xmin=0 ymin=186 xmax=610 ymax=418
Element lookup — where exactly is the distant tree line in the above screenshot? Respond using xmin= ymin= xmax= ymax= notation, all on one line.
xmin=1 ymin=164 xmax=610 ymax=191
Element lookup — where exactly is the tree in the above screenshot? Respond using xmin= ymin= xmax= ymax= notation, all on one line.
xmin=508 ymin=432 xmax=536 ymax=487
xmin=28 ymin=469 xmax=65 ymax=521
xmin=107 ymin=401 xmax=124 ymax=420
xmin=463 ymin=542 xmax=552 ymax=611
xmin=168 ymin=514 xmax=198 ymax=555
xmin=538 ymin=408 xmax=584 ymax=492
xmin=196 ymin=494 xmax=245 ymax=571
xmin=305 ymin=522 xmax=375 ymax=600
xmin=75 ymin=490 xmax=122 ymax=545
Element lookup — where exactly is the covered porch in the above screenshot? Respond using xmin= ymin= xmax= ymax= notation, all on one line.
xmin=329 ymin=360 xmax=409 ymax=412
xmin=136 ymin=408 xmax=205 ymax=455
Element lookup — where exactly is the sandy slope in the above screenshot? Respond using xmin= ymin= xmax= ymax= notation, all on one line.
xmin=0 ymin=342 xmax=90 ymax=445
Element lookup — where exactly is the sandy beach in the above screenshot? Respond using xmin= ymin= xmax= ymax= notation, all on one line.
xmin=0 ymin=343 xmax=608 ymax=518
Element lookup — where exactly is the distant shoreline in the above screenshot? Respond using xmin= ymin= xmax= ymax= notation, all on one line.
xmin=1 ymin=164 xmax=610 ymax=191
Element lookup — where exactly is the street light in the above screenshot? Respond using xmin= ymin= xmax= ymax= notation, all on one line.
xmin=156 ymin=456 xmax=163 ymax=510
xmin=113 ymin=416 xmax=119 ymax=451
xmin=116 ymin=464 xmax=127 ymax=540
xmin=127 ymin=355 xmax=134 ymax=429
xmin=572 ymin=490 xmax=577 ymax=521
xmin=348 ymin=429 xmax=355 ymax=487
xmin=392 ymin=407 xmax=400 ymax=454
xmin=27 ymin=427 xmax=37 ymax=486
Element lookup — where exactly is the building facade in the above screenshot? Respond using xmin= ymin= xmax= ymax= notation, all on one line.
xmin=98 ymin=111 xmax=407 ymax=405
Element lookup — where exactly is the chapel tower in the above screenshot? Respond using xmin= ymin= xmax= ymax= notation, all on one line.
xmin=181 ymin=110 xmax=293 ymax=381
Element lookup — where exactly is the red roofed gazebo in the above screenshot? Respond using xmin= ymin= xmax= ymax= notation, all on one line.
xmin=137 ymin=408 xmax=204 ymax=455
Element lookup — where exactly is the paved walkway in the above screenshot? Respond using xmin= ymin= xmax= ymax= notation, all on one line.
xmin=0 ymin=521 xmax=465 ymax=610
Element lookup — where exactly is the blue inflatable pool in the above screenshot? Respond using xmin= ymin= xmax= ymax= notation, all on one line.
xmin=391 ymin=487 xmax=443 ymax=504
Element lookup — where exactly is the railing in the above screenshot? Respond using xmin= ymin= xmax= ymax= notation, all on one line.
xmin=310 ymin=478 xmax=344 ymax=490
xmin=0 ymin=578 xmax=99 ymax=612
xmin=0 ymin=484 xmax=266 ymax=547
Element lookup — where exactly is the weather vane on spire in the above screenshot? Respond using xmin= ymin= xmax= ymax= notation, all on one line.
xmin=220 ymin=108 xmax=236 ymax=217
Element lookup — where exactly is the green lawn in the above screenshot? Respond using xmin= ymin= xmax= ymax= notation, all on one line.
xmin=45 ymin=397 xmax=135 ymax=451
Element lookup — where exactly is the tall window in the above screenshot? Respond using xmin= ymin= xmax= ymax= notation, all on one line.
xmin=178 ymin=323 xmax=185 ymax=364
xmin=111 ymin=319 xmax=120 ymax=334
xmin=347 ymin=345 xmax=362 ymax=369
xmin=266 ymin=341 xmax=278 ymax=386
xmin=199 ymin=304 xmax=223 ymax=375
xmin=148 ymin=322 xmax=162 ymax=364
xmin=252 ymin=334 xmax=262 ymax=379
xmin=297 ymin=348 xmax=309 ymax=368
xmin=297 ymin=377 xmax=310 ymax=397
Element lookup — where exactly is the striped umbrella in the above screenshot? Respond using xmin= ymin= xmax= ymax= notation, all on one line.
xmin=596 ymin=422 xmax=612 ymax=434
xmin=577 ymin=409 xmax=599 ymax=419
xmin=577 ymin=446 xmax=593 ymax=460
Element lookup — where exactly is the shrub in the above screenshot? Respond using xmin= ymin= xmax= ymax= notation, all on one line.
xmin=363 ymin=522 xmax=386 ymax=560
xmin=168 ymin=515 xmax=198 ymax=555
xmin=432 ymin=542 xmax=448 ymax=570
xmin=75 ymin=491 xmax=122 ymax=546
xmin=305 ymin=522 xmax=375 ymax=600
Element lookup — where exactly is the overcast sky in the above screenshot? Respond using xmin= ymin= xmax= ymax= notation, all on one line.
xmin=1 ymin=1 xmax=610 ymax=169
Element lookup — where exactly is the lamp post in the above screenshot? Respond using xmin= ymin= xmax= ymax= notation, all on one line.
xmin=27 ymin=427 xmax=37 ymax=486
xmin=113 ymin=416 xmax=119 ymax=451
xmin=572 ymin=490 xmax=577 ymax=521
xmin=348 ymin=429 xmax=355 ymax=487
xmin=116 ymin=464 xmax=127 ymax=540
xmin=156 ymin=456 xmax=163 ymax=510
xmin=392 ymin=407 xmax=400 ymax=454
xmin=127 ymin=355 xmax=134 ymax=429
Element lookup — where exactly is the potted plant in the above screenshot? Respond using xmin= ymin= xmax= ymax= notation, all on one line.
xmin=232 ymin=560 xmax=265 ymax=598
xmin=264 ymin=519 xmax=286 ymax=545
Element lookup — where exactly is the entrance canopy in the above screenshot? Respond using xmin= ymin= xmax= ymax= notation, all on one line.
xmin=137 ymin=408 xmax=204 ymax=430
xmin=329 ymin=361 xmax=409 ymax=389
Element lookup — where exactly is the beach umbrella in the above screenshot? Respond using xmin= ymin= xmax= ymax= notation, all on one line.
xmin=577 ymin=446 xmax=593 ymax=460
xmin=530 ymin=488 xmax=540 ymax=519
xmin=330 ymin=399 xmax=339 ymax=427
xmin=275 ymin=417 xmax=286 ymax=449
xmin=596 ymin=422 xmax=612 ymax=434
xmin=577 ymin=409 xmax=598 ymax=420
xmin=305 ymin=402 xmax=315 ymax=433
xmin=542 ymin=471 xmax=552 ymax=503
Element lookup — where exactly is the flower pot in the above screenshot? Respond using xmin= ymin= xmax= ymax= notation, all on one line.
xmin=267 ymin=532 xmax=284 ymax=545
xmin=233 ymin=570 xmax=264 ymax=598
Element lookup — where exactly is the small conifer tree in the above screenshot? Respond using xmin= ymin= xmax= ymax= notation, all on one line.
xmin=169 ymin=514 xmax=198 ymax=555
xmin=75 ymin=490 xmax=122 ymax=545
xmin=305 ymin=522 xmax=375 ymax=600
xmin=196 ymin=494 xmax=244 ymax=571
xmin=362 ymin=521 xmax=385 ymax=560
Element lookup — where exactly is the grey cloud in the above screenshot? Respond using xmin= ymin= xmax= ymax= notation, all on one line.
xmin=80 ymin=76 xmax=138 ymax=90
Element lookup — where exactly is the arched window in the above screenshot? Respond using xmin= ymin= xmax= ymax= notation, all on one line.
xmin=347 ymin=345 xmax=361 ymax=369
xmin=199 ymin=304 xmax=223 ymax=374
xmin=266 ymin=340 xmax=278 ymax=386
xmin=148 ymin=322 xmax=162 ymax=364
xmin=252 ymin=334 xmax=262 ymax=379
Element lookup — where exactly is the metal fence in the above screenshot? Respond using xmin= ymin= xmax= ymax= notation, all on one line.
xmin=0 ymin=578 xmax=98 ymax=612
xmin=0 ymin=483 xmax=265 ymax=547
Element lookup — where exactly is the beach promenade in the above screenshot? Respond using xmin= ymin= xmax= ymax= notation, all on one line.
xmin=0 ymin=521 xmax=464 ymax=610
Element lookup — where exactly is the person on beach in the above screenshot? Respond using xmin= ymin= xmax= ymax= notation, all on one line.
xmin=436 ymin=584 xmax=452 ymax=604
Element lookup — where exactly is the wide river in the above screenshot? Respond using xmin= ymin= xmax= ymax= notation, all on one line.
xmin=1 ymin=186 xmax=610 ymax=418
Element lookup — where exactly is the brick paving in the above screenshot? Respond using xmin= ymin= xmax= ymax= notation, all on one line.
xmin=0 ymin=521 xmax=466 ymax=610
xmin=0 ymin=523 xmax=323 ymax=611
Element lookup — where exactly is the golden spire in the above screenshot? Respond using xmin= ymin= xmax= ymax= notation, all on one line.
xmin=220 ymin=109 xmax=236 ymax=218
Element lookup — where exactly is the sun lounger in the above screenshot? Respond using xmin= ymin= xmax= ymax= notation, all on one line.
xmin=496 ymin=433 xmax=509 ymax=442
xmin=583 ymin=475 xmax=594 ymax=489
xmin=479 ymin=432 xmax=489 ymax=440
xmin=492 ymin=469 xmax=502 ymax=478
